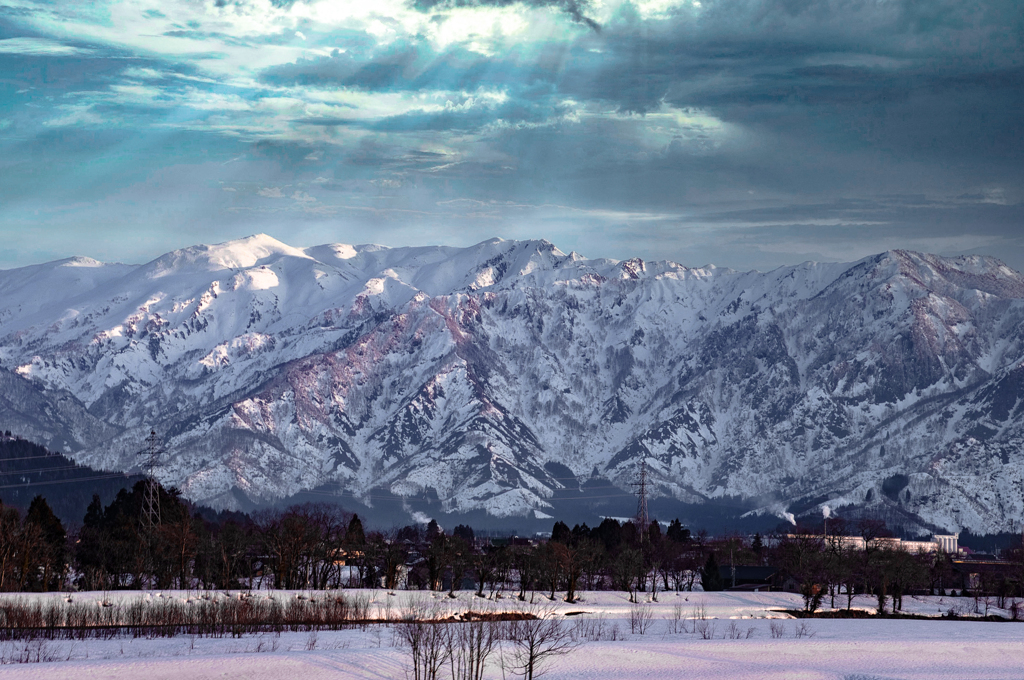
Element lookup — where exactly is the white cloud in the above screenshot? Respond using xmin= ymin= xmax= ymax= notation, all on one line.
xmin=120 ymin=67 xmax=164 ymax=80
xmin=630 ymin=0 xmax=695 ymax=21
xmin=258 ymin=187 xmax=285 ymax=198
xmin=0 ymin=37 xmax=92 ymax=56
xmin=980 ymin=188 xmax=1007 ymax=205
xmin=42 ymin=104 xmax=107 ymax=128
xmin=291 ymin=190 xmax=316 ymax=203
xmin=805 ymin=53 xmax=912 ymax=69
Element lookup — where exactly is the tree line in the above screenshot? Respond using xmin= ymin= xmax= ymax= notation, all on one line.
xmin=772 ymin=517 xmax=1024 ymax=615
xmin=2 ymin=483 xmax=1024 ymax=613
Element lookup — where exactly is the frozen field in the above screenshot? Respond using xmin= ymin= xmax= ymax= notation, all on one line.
xmin=2 ymin=590 xmax=1022 ymax=679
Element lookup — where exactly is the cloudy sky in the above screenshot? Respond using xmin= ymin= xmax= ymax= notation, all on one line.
xmin=0 ymin=0 xmax=1021 ymax=271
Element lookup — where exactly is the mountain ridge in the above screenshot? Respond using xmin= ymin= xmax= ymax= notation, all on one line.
xmin=1 ymin=236 xmax=1023 ymax=533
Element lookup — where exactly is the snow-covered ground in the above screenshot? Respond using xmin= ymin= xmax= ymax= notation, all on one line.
xmin=2 ymin=589 xmax=1022 ymax=678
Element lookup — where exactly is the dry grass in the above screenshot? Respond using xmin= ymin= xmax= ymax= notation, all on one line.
xmin=0 ymin=592 xmax=369 ymax=640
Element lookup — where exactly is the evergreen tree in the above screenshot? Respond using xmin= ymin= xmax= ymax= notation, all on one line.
xmin=594 ymin=517 xmax=622 ymax=553
xmin=25 ymin=495 xmax=66 ymax=591
xmin=647 ymin=520 xmax=662 ymax=546
xmin=346 ymin=514 xmax=366 ymax=546
xmin=666 ymin=518 xmax=690 ymax=543
xmin=570 ymin=523 xmax=591 ymax=543
xmin=83 ymin=494 xmax=103 ymax=528
xmin=700 ymin=552 xmax=724 ymax=591
xmin=76 ymin=496 xmax=109 ymax=590
xmin=551 ymin=521 xmax=571 ymax=544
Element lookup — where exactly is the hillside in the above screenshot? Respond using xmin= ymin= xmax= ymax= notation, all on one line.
xmin=0 ymin=434 xmax=143 ymax=525
xmin=1 ymin=236 xmax=1023 ymax=532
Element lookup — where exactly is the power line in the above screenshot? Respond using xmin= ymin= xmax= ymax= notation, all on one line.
xmin=0 ymin=472 xmax=136 ymax=491
xmin=0 ymin=464 xmax=98 ymax=475
xmin=0 ymin=454 xmax=72 ymax=462
xmin=0 ymin=456 xmax=65 ymax=462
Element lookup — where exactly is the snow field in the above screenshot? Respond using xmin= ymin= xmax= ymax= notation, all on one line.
xmin=1 ymin=590 xmax=1022 ymax=678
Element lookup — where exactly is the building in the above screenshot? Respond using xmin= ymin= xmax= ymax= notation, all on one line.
xmin=784 ymin=533 xmax=959 ymax=554
xmin=718 ymin=565 xmax=778 ymax=591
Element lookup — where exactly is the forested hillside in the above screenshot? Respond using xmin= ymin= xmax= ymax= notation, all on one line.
xmin=0 ymin=434 xmax=143 ymax=524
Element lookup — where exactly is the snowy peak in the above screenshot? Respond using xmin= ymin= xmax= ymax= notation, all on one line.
xmin=867 ymin=249 xmax=1024 ymax=298
xmin=144 ymin=234 xmax=312 ymax=275
xmin=0 ymin=255 xmax=133 ymax=295
xmin=1 ymin=238 xmax=1023 ymax=532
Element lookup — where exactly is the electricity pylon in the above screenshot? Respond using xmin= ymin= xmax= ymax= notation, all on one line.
xmin=632 ymin=457 xmax=649 ymax=543
xmin=140 ymin=430 xmax=162 ymax=532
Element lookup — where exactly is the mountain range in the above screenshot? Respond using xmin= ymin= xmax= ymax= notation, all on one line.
xmin=2 ymin=235 xmax=1023 ymax=533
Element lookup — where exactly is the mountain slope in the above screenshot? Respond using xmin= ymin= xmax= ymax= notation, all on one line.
xmin=2 ymin=236 xmax=1023 ymax=532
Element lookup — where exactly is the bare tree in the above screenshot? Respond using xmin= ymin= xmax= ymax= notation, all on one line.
xmin=396 ymin=597 xmax=452 ymax=680
xmin=451 ymin=617 xmax=500 ymax=680
xmin=0 ymin=503 xmax=22 ymax=591
xmin=550 ymin=541 xmax=589 ymax=604
xmin=501 ymin=605 xmax=582 ymax=680
xmin=537 ymin=543 xmax=561 ymax=601
xmin=307 ymin=504 xmax=351 ymax=589
xmin=212 ymin=519 xmax=253 ymax=589
xmin=473 ymin=550 xmax=497 ymax=598
xmin=254 ymin=503 xmax=350 ymax=590
xmin=488 ymin=546 xmax=513 ymax=597
xmin=610 ymin=547 xmax=642 ymax=602
xmin=513 ymin=545 xmax=537 ymax=601
xmin=629 ymin=601 xmax=654 ymax=634
xmin=774 ymin=532 xmax=826 ymax=613
xmin=367 ymin=529 xmax=408 ymax=590
xmin=155 ymin=505 xmax=199 ymax=589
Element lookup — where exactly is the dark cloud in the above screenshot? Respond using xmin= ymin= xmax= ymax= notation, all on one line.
xmin=3 ymin=0 xmax=1023 ymax=272
xmin=558 ymin=0 xmax=1024 ymax=110
xmin=260 ymin=38 xmax=403 ymax=88
xmin=698 ymin=197 xmax=1024 ymax=228
xmin=366 ymin=100 xmax=549 ymax=132
xmin=0 ymin=52 xmax=131 ymax=94
xmin=134 ymin=0 xmax=1024 ymax=232
xmin=344 ymin=45 xmax=422 ymax=90
xmin=291 ymin=117 xmax=357 ymax=127
xmin=261 ymin=40 xmax=544 ymax=93
xmin=0 ymin=5 xmax=37 ymax=17
xmin=676 ymin=199 xmax=1024 ymax=271
xmin=411 ymin=0 xmax=599 ymax=31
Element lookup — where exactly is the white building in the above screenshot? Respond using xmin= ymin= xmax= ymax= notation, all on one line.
xmin=786 ymin=533 xmax=959 ymax=554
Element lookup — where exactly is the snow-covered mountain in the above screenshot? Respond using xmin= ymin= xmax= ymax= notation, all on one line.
xmin=2 ymin=235 xmax=1023 ymax=532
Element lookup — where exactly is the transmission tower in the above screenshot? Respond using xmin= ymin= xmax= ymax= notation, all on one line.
xmin=140 ymin=430 xmax=162 ymax=532
xmin=632 ymin=457 xmax=649 ymax=542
